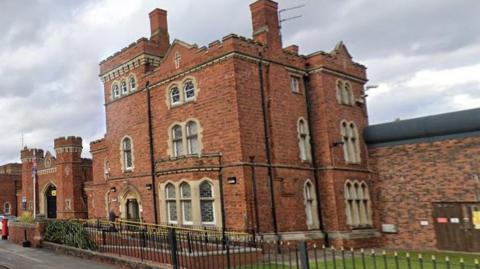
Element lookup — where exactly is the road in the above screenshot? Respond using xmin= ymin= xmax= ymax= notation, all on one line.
xmin=0 ymin=239 xmax=117 ymax=269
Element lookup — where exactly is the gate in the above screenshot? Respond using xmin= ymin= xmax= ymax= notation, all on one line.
xmin=432 ymin=202 xmax=480 ymax=252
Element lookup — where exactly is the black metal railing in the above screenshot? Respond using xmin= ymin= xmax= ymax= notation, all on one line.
xmin=44 ymin=219 xmax=480 ymax=269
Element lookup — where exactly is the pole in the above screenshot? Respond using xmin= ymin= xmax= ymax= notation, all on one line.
xmin=32 ymin=150 xmax=37 ymax=219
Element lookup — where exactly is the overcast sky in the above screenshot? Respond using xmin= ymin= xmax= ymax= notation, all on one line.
xmin=0 ymin=0 xmax=479 ymax=163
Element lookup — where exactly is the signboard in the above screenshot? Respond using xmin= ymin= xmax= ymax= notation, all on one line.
xmin=437 ymin=217 xmax=448 ymax=223
xmin=473 ymin=211 xmax=480 ymax=229
xmin=381 ymin=224 xmax=398 ymax=233
xmin=420 ymin=220 xmax=429 ymax=226
xmin=51 ymin=190 xmax=57 ymax=197
xmin=450 ymin=218 xmax=460 ymax=223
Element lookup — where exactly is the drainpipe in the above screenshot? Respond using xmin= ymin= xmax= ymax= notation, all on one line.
xmin=218 ymin=153 xmax=227 ymax=237
xmin=146 ymin=81 xmax=159 ymax=224
xmin=257 ymin=52 xmax=279 ymax=237
xmin=249 ymin=156 xmax=261 ymax=235
xmin=303 ymin=74 xmax=329 ymax=246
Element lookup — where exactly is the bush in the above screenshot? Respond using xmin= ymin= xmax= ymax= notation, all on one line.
xmin=44 ymin=220 xmax=97 ymax=250
xmin=18 ymin=212 xmax=35 ymax=224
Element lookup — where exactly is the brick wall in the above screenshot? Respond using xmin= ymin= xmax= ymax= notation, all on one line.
xmin=369 ymin=136 xmax=480 ymax=249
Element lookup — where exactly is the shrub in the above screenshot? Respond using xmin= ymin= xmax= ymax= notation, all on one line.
xmin=44 ymin=220 xmax=97 ymax=250
xmin=18 ymin=212 xmax=35 ymax=224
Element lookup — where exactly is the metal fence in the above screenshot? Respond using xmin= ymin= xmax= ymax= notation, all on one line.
xmin=45 ymin=219 xmax=480 ymax=269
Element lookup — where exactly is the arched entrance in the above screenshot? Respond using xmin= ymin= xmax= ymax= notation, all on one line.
xmin=126 ymin=199 xmax=140 ymax=220
xmin=45 ymin=185 xmax=57 ymax=219
xmin=118 ymin=186 xmax=142 ymax=221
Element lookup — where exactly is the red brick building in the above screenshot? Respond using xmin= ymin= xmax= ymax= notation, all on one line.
xmin=365 ymin=108 xmax=480 ymax=252
xmin=18 ymin=137 xmax=92 ymax=219
xmin=85 ymin=0 xmax=378 ymax=248
xmin=4 ymin=0 xmax=479 ymax=251
xmin=0 ymin=163 xmax=21 ymax=216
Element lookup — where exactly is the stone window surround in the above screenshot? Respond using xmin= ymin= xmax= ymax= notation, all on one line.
xmin=167 ymin=119 xmax=203 ymax=158
xmin=297 ymin=117 xmax=312 ymax=162
xmin=290 ymin=75 xmax=301 ymax=93
xmin=304 ymin=179 xmax=320 ymax=230
xmin=165 ymin=76 xmax=200 ymax=109
xmin=340 ymin=120 xmax=361 ymax=164
xmin=159 ymin=178 xmax=222 ymax=227
xmin=110 ymin=73 xmax=137 ymax=101
xmin=336 ymin=79 xmax=354 ymax=106
xmin=344 ymin=179 xmax=372 ymax=229
xmin=120 ymin=136 xmax=135 ymax=173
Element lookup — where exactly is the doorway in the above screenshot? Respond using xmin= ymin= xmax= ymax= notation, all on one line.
xmin=45 ymin=185 xmax=57 ymax=219
xmin=126 ymin=198 xmax=140 ymax=220
xmin=433 ymin=202 xmax=480 ymax=252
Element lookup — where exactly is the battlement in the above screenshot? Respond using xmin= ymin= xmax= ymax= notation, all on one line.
xmin=20 ymin=147 xmax=44 ymax=162
xmin=54 ymin=136 xmax=83 ymax=149
xmin=0 ymin=163 xmax=22 ymax=175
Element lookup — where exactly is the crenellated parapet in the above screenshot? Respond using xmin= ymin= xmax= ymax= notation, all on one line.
xmin=54 ymin=136 xmax=83 ymax=154
xmin=20 ymin=147 xmax=44 ymax=163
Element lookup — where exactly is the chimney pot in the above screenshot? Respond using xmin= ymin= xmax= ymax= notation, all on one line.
xmin=250 ymin=0 xmax=282 ymax=50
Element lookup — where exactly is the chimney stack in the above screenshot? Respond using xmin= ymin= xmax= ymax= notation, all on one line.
xmin=149 ymin=8 xmax=170 ymax=53
xmin=250 ymin=0 xmax=282 ymax=51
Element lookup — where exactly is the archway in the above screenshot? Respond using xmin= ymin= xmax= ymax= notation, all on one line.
xmin=118 ymin=185 xmax=142 ymax=221
xmin=44 ymin=184 xmax=57 ymax=219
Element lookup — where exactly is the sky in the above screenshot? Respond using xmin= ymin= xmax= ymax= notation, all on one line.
xmin=0 ymin=0 xmax=479 ymax=163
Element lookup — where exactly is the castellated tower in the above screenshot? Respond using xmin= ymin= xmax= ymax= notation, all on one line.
xmin=54 ymin=136 xmax=87 ymax=219
xmin=20 ymin=147 xmax=44 ymax=216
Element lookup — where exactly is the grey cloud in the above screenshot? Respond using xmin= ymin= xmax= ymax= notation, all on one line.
xmin=0 ymin=0 xmax=478 ymax=163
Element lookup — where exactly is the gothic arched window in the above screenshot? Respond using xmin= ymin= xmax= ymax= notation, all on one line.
xmin=129 ymin=76 xmax=136 ymax=92
xmin=184 ymin=81 xmax=196 ymax=101
xmin=180 ymin=183 xmax=192 ymax=225
xmin=199 ymin=181 xmax=215 ymax=224
xmin=166 ymin=184 xmax=177 ymax=224
xmin=172 ymin=125 xmax=183 ymax=157
xmin=170 ymin=86 xmax=181 ymax=106
xmin=121 ymin=137 xmax=133 ymax=171
xmin=186 ymin=121 xmax=199 ymax=155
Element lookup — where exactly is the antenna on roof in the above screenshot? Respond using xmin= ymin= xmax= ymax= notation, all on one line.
xmin=278 ymin=4 xmax=305 ymax=30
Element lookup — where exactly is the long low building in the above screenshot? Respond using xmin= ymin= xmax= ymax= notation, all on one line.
xmin=365 ymin=108 xmax=480 ymax=252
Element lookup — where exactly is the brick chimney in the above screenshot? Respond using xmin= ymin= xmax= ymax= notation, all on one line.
xmin=250 ymin=0 xmax=282 ymax=50
xmin=149 ymin=8 xmax=170 ymax=53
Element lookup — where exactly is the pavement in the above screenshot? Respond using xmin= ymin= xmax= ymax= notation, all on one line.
xmin=0 ymin=239 xmax=118 ymax=269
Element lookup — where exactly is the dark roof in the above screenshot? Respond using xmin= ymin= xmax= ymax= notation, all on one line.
xmin=364 ymin=108 xmax=480 ymax=147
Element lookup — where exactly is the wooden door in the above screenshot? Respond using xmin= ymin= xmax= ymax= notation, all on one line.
xmin=433 ymin=202 xmax=480 ymax=252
